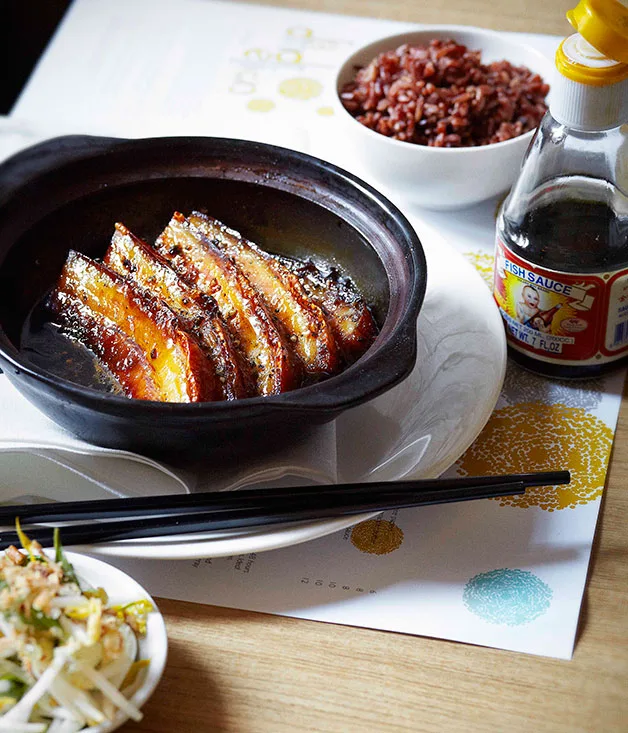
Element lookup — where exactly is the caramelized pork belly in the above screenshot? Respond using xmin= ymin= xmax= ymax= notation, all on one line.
xmin=187 ymin=212 xmax=341 ymax=377
xmin=155 ymin=213 xmax=300 ymax=396
xmin=104 ymin=223 xmax=250 ymax=400
xmin=49 ymin=294 xmax=162 ymax=400
xmin=49 ymin=250 xmax=222 ymax=402
xmin=278 ymin=257 xmax=378 ymax=364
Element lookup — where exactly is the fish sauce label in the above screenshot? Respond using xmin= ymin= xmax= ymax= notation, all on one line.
xmin=494 ymin=239 xmax=628 ymax=365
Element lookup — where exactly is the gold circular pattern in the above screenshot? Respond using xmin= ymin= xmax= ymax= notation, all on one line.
xmin=456 ymin=402 xmax=613 ymax=510
xmin=247 ymin=98 xmax=276 ymax=113
xmin=278 ymin=77 xmax=323 ymax=100
xmin=316 ymin=106 xmax=334 ymax=116
xmin=350 ymin=519 xmax=404 ymax=555
xmin=464 ymin=251 xmax=494 ymax=289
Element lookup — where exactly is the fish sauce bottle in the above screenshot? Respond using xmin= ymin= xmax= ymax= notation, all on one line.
xmin=493 ymin=0 xmax=628 ymax=378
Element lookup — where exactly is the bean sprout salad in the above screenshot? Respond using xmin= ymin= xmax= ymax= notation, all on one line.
xmin=0 ymin=523 xmax=152 ymax=732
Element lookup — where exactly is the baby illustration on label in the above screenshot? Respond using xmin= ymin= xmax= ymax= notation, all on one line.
xmin=516 ymin=285 xmax=542 ymax=323
xmin=516 ymin=285 xmax=561 ymax=332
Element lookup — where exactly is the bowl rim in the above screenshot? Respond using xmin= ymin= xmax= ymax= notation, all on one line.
xmin=0 ymin=134 xmax=427 ymax=415
xmin=333 ymin=23 xmax=553 ymax=154
xmin=66 ymin=551 xmax=168 ymax=733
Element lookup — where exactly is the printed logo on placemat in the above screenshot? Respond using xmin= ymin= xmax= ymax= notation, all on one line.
xmin=222 ymin=24 xmax=353 ymax=119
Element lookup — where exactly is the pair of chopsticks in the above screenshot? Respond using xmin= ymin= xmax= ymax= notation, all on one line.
xmin=0 ymin=471 xmax=570 ymax=546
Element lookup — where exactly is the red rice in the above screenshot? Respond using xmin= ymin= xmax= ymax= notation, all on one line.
xmin=340 ymin=40 xmax=549 ymax=147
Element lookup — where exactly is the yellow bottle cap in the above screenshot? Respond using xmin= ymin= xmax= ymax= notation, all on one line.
xmin=567 ymin=0 xmax=628 ymax=64
xmin=556 ymin=0 xmax=628 ymax=85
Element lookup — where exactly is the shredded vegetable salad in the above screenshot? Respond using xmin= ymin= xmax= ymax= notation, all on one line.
xmin=0 ymin=523 xmax=152 ymax=732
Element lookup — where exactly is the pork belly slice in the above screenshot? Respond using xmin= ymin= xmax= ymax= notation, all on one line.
xmin=104 ymin=223 xmax=250 ymax=400
xmin=278 ymin=257 xmax=379 ymax=364
xmin=155 ymin=213 xmax=300 ymax=396
xmin=50 ymin=293 xmax=162 ymax=401
xmin=49 ymin=250 xmax=223 ymax=403
xmin=187 ymin=212 xmax=341 ymax=377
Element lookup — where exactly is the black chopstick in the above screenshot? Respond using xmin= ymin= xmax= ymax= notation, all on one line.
xmin=0 ymin=471 xmax=570 ymax=524
xmin=0 ymin=480 xmax=528 ymax=546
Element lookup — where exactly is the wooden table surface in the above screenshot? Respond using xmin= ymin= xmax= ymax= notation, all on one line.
xmin=119 ymin=1 xmax=628 ymax=731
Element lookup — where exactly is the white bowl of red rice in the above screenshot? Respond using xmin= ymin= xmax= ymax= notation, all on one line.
xmin=334 ymin=26 xmax=553 ymax=210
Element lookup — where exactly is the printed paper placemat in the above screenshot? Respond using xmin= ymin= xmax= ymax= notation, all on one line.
xmin=9 ymin=0 xmax=625 ymax=659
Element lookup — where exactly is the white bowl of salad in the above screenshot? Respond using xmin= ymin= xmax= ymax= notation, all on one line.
xmin=0 ymin=527 xmax=167 ymax=732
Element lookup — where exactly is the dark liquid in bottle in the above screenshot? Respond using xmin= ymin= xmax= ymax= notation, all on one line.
xmin=504 ymin=199 xmax=626 ymax=271
xmin=499 ymin=198 xmax=628 ymax=378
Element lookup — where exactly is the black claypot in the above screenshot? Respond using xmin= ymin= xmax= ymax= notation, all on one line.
xmin=0 ymin=136 xmax=426 ymax=464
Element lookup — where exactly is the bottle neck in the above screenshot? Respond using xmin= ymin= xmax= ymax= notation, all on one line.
xmin=550 ymin=69 xmax=628 ymax=131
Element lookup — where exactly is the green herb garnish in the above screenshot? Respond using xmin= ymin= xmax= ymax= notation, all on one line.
xmin=53 ymin=527 xmax=79 ymax=586
xmin=19 ymin=609 xmax=61 ymax=631
xmin=0 ymin=674 xmax=27 ymax=701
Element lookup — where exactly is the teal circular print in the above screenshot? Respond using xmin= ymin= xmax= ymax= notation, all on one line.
xmin=463 ymin=568 xmax=552 ymax=625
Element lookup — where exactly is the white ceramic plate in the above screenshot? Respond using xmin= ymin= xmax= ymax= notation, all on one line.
xmin=69 ymin=228 xmax=506 ymax=559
